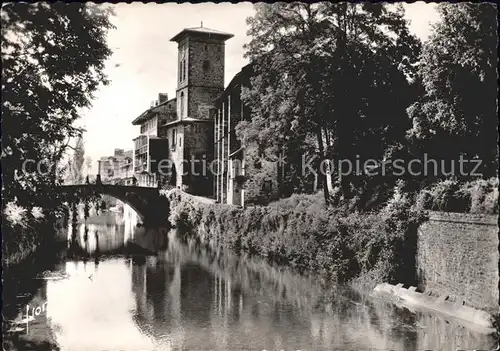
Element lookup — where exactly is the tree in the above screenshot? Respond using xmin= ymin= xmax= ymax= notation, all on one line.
xmin=2 ymin=3 xmax=113 ymax=262
xmin=240 ymin=3 xmax=421 ymax=205
xmin=1 ymin=3 xmax=114 ymax=211
xmin=407 ymin=3 xmax=497 ymax=179
xmin=85 ymin=156 xmax=93 ymax=177
xmin=73 ymin=136 xmax=85 ymax=183
xmin=65 ymin=136 xmax=86 ymax=184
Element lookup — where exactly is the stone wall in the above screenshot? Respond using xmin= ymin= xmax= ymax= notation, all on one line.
xmin=188 ymin=86 xmax=222 ymax=120
xmin=175 ymin=36 xmax=225 ymax=120
xmin=417 ymin=211 xmax=499 ymax=312
xmin=184 ymin=122 xmax=213 ymax=156
xmin=157 ymin=99 xmax=177 ymax=128
xmin=184 ymin=37 xmax=225 ymax=120
xmin=188 ymin=38 xmax=225 ymax=88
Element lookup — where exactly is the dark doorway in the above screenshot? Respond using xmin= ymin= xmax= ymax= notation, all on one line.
xmin=170 ymin=163 xmax=177 ymax=187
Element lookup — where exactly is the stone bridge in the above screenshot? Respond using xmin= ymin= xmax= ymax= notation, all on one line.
xmin=56 ymin=184 xmax=170 ymax=225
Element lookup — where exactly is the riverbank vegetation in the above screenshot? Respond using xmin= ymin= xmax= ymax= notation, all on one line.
xmin=165 ymin=187 xmax=427 ymax=290
xmin=2 ymin=3 xmax=113 ymax=265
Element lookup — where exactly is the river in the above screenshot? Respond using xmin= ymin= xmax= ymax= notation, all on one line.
xmin=2 ymin=212 xmax=497 ymax=350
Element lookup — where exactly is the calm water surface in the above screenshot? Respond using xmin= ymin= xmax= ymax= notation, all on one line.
xmin=4 ymin=213 xmax=496 ymax=350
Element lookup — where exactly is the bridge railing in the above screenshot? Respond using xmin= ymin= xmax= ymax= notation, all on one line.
xmin=85 ymin=174 xmax=164 ymax=188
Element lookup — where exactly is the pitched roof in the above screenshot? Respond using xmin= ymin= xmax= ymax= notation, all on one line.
xmin=170 ymin=27 xmax=234 ymax=42
xmin=131 ymin=97 xmax=177 ymax=125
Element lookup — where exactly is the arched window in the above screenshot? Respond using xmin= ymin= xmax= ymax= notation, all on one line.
xmin=180 ymin=92 xmax=185 ymax=118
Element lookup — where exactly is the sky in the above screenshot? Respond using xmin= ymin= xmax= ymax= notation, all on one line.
xmin=82 ymin=2 xmax=441 ymax=173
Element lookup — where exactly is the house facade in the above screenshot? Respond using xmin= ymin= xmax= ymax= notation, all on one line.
xmin=132 ymin=93 xmax=175 ymax=187
xmin=213 ymin=64 xmax=280 ymax=206
xmin=97 ymin=148 xmax=135 ymax=185
xmin=116 ymin=149 xmax=134 ymax=185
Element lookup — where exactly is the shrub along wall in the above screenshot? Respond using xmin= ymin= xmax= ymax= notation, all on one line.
xmin=415 ymin=178 xmax=498 ymax=214
xmin=164 ymin=189 xmax=426 ymax=290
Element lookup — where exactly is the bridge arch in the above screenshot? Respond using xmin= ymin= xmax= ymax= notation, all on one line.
xmin=56 ymin=185 xmax=169 ymax=225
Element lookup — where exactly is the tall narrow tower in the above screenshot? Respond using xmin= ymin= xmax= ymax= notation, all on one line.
xmin=166 ymin=26 xmax=233 ymax=196
xmin=170 ymin=26 xmax=234 ymax=120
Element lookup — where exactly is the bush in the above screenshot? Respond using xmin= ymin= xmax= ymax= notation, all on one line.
xmin=415 ymin=190 xmax=433 ymax=211
xmin=268 ymin=191 xmax=325 ymax=212
xmin=467 ymin=178 xmax=499 ymax=214
xmin=430 ymin=179 xmax=471 ymax=212
xmin=416 ymin=177 xmax=498 ymax=214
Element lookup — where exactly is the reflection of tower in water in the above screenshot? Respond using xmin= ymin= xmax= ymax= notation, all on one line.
xmin=145 ymin=257 xmax=168 ymax=321
xmin=179 ymin=263 xmax=214 ymax=326
xmin=130 ymin=255 xmax=178 ymax=340
xmin=94 ymin=230 xmax=100 ymax=257
xmin=131 ymin=228 xmax=169 ymax=253
xmin=131 ymin=256 xmax=219 ymax=345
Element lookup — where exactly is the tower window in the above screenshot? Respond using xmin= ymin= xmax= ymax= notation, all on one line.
xmin=204 ymin=44 xmax=208 ymax=51
xmin=179 ymin=61 xmax=182 ymax=82
xmin=180 ymin=45 xmax=187 ymax=82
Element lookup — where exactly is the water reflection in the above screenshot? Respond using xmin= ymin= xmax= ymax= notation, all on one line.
xmin=45 ymin=259 xmax=154 ymax=350
xmin=126 ymin=230 xmax=496 ymax=351
xmin=66 ymin=223 xmax=125 ymax=255
xmin=7 ymin=221 xmax=497 ymax=351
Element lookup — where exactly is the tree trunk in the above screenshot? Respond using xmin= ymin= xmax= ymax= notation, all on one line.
xmin=316 ymin=128 xmax=330 ymax=206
